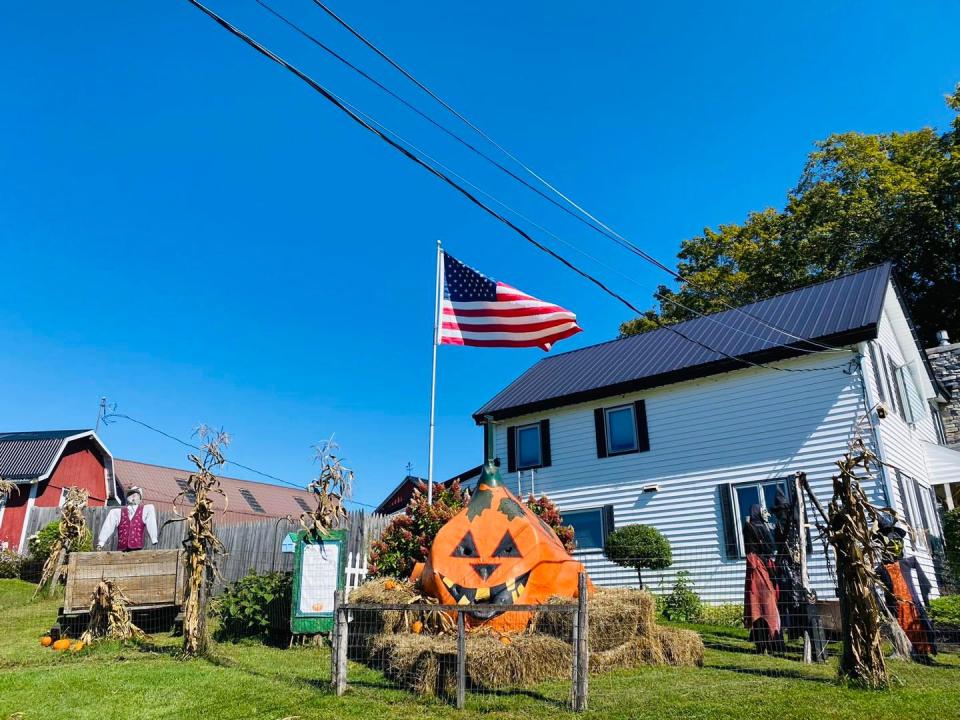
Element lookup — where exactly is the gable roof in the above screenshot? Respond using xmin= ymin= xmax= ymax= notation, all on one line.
xmin=0 ymin=429 xmax=106 ymax=482
xmin=114 ymin=458 xmax=318 ymax=520
xmin=475 ymin=264 xmax=892 ymax=421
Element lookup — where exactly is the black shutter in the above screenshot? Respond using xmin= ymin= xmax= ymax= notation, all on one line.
xmin=602 ymin=504 xmax=615 ymax=546
xmin=633 ymin=400 xmax=649 ymax=452
xmin=506 ymin=426 xmax=517 ymax=473
xmin=867 ymin=343 xmax=886 ymax=403
xmin=718 ymin=484 xmax=740 ymax=559
xmin=538 ymin=419 xmax=551 ymax=468
xmin=593 ymin=408 xmax=608 ymax=459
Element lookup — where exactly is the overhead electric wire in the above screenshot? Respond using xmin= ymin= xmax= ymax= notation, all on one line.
xmin=306 ymin=0 xmax=848 ymax=355
xmin=102 ymin=410 xmax=379 ymax=509
xmin=182 ymin=0 xmax=849 ymax=374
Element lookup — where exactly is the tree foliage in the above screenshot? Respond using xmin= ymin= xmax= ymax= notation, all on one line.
xmin=603 ymin=523 xmax=672 ymax=588
xmin=621 ymin=83 xmax=960 ymax=344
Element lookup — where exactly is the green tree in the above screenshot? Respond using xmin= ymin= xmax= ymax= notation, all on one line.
xmin=621 ymin=83 xmax=960 ymax=344
xmin=603 ymin=524 xmax=672 ymax=588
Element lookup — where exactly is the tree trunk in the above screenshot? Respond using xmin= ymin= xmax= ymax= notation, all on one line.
xmin=636 ymin=568 xmax=644 ymax=589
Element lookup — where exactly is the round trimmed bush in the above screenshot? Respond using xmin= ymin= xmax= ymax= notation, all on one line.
xmin=604 ymin=524 xmax=672 ymax=588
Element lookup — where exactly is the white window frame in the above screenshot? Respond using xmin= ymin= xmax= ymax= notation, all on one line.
xmin=515 ymin=423 xmax=542 ymax=470
xmin=564 ymin=506 xmax=613 ymax=551
xmin=604 ymin=404 xmax=638 ymax=456
xmin=730 ymin=478 xmax=790 ymax=557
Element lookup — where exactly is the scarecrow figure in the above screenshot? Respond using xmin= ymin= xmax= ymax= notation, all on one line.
xmin=97 ymin=486 xmax=158 ymax=551
xmin=874 ymin=514 xmax=936 ymax=661
xmin=743 ymin=504 xmax=784 ymax=652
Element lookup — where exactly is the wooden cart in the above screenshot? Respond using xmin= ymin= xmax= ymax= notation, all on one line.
xmin=55 ymin=550 xmax=186 ymax=635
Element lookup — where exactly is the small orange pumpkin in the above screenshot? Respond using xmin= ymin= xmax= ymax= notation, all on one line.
xmin=52 ymin=638 xmax=71 ymax=651
xmin=384 ymin=579 xmax=398 ymax=591
xmin=410 ymin=620 xmax=423 ymax=634
xmin=70 ymin=641 xmax=86 ymax=653
xmin=40 ymin=636 xmax=53 ymax=647
xmin=419 ymin=460 xmax=591 ymax=633
xmin=499 ymin=635 xmax=511 ymax=645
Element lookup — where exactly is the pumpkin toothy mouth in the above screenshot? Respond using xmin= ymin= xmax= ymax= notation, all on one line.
xmin=437 ymin=571 xmax=532 ymax=620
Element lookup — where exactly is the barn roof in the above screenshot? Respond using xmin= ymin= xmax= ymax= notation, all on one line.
xmin=114 ymin=458 xmax=318 ymax=520
xmin=475 ymin=264 xmax=892 ymax=421
xmin=0 ymin=429 xmax=101 ymax=481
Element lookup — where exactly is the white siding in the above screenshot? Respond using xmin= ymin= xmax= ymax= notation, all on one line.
xmin=863 ymin=287 xmax=943 ymax=592
xmin=494 ymin=349 xmax=878 ymax=603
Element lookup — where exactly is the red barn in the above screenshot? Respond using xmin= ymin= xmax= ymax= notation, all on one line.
xmin=0 ymin=430 xmax=118 ymax=552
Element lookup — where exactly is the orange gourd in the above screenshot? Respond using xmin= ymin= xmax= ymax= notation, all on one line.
xmin=52 ymin=638 xmax=71 ymax=651
xmin=384 ymin=579 xmax=398 ymax=590
xmin=411 ymin=620 xmax=423 ymax=634
xmin=419 ymin=460 xmax=590 ymax=633
xmin=40 ymin=636 xmax=53 ymax=647
xmin=70 ymin=642 xmax=86 ymax=653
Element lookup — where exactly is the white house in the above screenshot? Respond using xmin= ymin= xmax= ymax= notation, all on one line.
xmin=473 ymin=263 xmax=954 ymax=603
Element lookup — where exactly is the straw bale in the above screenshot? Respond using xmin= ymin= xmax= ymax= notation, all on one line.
xmin=368 ymin=633 xmax=455 ymax=696
xmin=655 ymin=626 xmax=704 ymax=667
xmin=465 ymin=633 xmax=571 ymax=687
xmin=591 ymin=635 xmax=665 ymax=673
xmin=532 ymin=588 xmax=656 ymax=651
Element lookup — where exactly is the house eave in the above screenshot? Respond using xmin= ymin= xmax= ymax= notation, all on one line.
xmin=473 ymin=327 xmax=871 ymax=424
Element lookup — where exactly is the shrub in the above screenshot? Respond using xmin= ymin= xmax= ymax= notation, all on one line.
xmin=695 ymin=603 xmax=745 ymax=627
xmin=369 ymin=481 xmax=578 ymax=578
xmin=0 ymin=548 xmax=22 ymax=579
xmin=28 ymin=520 xmax=92 ymax=561
xmin=604 ymin=524 xmax=672 ymax=588
xmin=929 ymin=595 xmax=960 ymax=627
xmin=944 ymin=509 xmax=960 ymax=584
xmin=662 ymin=571 xmax=702 ymax=622
xmin=213 ymin=570 xmax=292 ymax=642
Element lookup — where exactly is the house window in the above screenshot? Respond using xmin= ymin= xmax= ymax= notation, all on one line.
xmin=886 ymin=354 xmax=908 ymax=422
xmin=718 ymin=477 xmax=800 ymax=558
xmin=516 ymin=423 xmax=542 ymax=469
xmin=565 ymin=505 xmax=615 ymax=550
xmin=605 ymin=405 xmax=638 ymax=455
xmin=895 ymin=470 xmax=927 ymax=551
xmin=934 ymin=482 xmax=960 ymax=512
xmin=867 ymin=342 xmax=887 ymax=404
xmin=931 ymin=404 xmax=947 ymax=445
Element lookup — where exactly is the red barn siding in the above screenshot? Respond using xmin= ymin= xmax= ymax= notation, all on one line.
xmin=0 ymin=489 xmax=31 ymax=550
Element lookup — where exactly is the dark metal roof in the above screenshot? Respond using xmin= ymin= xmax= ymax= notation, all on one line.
xmin=0 ymin=430 xmax=92 ymax=481
xmin=475 ymin=264 xmax=892 ymax=421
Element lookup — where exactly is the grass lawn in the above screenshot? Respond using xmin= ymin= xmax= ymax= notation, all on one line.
xmin=2 ymin=579 xmax=959 ymax=719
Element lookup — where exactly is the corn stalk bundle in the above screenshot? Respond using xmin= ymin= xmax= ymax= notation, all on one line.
xmin=824 ymin=438 xmax=889 ymax=688
xmin=0 ymin=477 xmax=17 ymax=503
xmin=177 ymin=426 xmax=229 ymax=657
xmin=299 ymin=438 xmax=353 ymax=538
xmin=34 ymin=486 xmax=89 ymax=598
xmin=81 ymin=578 xmax=145 ymax=644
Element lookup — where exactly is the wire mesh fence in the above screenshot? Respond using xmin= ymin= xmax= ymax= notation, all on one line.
xmin=5 ymin=540 xmax=960 ymax=713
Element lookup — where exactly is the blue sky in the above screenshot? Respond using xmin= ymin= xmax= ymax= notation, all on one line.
xmin=1 ymin=1 xmax=957 ymax=509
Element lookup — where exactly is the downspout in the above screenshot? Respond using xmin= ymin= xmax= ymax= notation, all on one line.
xmin=856 ymin=342 xmax=895 ymax=507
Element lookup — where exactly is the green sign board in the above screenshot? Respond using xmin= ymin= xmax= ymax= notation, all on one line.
xmin=290 ymin=529 xmax=347 ymax=635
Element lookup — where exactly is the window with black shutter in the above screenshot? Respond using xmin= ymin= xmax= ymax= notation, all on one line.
xmin=564 ymin=504 xmax=615 ymax=550
xmin=507 ymin=421 xmax=550 ymax=471
xmin=594 ymin=400 xmax=649 ymax=458
xmin=886 ymin=353 xmax=907 ymax=421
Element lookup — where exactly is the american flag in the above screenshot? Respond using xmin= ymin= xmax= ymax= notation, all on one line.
xmin=439 ymin=252 xmax=581 ymax=351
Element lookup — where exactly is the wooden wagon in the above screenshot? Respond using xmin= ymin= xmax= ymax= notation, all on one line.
xmin=55 ymin=550 xmax=186 ymax=634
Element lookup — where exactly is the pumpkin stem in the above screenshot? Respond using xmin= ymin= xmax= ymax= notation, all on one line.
xmin=480 ymin=417 xmax=503 ymax=488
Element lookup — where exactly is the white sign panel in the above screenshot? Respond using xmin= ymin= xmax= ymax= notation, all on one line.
xmin=298 ymin=541 xmax=341 ymax=615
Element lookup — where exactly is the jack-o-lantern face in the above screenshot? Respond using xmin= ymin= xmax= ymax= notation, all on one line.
xmin=419 ymin=462 xmax=590 ymax=632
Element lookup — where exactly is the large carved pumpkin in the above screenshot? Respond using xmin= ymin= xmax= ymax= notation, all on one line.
xmin=419 ymin=460 xmax=590 ymax=633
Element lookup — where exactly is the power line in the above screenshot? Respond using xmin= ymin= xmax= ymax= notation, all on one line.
xmin=100 ymin=410 xmax=379 ymax=509
xmin=183 ymin=0 xmax=850 ymax=374
xmin=306 ymin=0 xmax=848 ymax=354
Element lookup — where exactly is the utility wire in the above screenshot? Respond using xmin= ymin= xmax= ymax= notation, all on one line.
xmin=307 ymin=0 xmax=848 ymax=354
xmin=101 ymin=410 xmax=379 ymax=509
xmin=183 ymin=0 xmax=850 ymax=374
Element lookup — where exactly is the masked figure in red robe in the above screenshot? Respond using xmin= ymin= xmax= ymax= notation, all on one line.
xmin=743 ymin=504 xmax=784 ymax=653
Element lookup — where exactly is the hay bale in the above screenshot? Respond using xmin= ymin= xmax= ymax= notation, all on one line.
xmin=349 ymin=578 xmax=418 ymax=637
xmin=369 ymin=633 xmax=456 ymax=696
xmin=591 ymin=635 xmax=665 ymax=673
xmin=532 ymin=588 xmax=656 ymax=652
xmin=655 ymin=626 xmax=704 ymax=667
xmin=465 ymin=633 xmax=572 ymax=688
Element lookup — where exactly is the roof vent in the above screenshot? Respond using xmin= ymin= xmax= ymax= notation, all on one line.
xmin=936 ymin=329 xmax=950 ymax=346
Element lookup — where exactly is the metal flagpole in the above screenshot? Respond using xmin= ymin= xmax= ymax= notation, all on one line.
xmin=427 ymin=240 xmax=443 ymax=505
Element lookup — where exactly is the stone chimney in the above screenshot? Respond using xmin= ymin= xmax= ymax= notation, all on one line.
xmin=927 ymin=330 xmax=960 ymax=448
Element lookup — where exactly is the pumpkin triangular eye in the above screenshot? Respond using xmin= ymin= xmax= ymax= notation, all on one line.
xmin=452 ymin=531 xmax=479 ymax=558
xmin=492 ymin=531 xmax=521 ymax=558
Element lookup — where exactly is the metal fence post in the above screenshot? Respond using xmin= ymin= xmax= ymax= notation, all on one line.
xmin=334 ymin=590 xmax=348 ymax=696
xmin=456 ymin=610 xmax=466 ymax=709
xmin=574 ymin=572 xmax=589 ymax=712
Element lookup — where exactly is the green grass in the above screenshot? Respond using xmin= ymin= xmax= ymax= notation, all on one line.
xmin=2 ymin=579 xmax=959 ymax=719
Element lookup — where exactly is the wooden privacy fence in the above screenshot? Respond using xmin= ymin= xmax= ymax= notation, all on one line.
xmin=23 ymin=506 xmax=390 ymax=591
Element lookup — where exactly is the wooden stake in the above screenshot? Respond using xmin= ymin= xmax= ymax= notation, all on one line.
xmin=456 ymin=610 xmax=466 ymax=709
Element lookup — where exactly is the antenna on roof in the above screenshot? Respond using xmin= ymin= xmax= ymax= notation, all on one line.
xmin=405 ymin=461 xmax=413 ymax=476
xmin=95 ymin=397 xmax=108 ymax=432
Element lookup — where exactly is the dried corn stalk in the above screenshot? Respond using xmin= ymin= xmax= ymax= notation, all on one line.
xmin=825 ymin=438 xmax=889 ymax=688
xmin=35 ymin=486 xmax=89 ymax=598
xmin=177 ymin=425 xmax=229 ymax=657
xmin=299 ymin=438 xmax=353 ymax=538
xmin=0 ymin=477 xmax=17 ymax=503
xmin=81 ymin=578 xmax=145 ymax=643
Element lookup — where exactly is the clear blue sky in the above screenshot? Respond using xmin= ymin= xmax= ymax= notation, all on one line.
xmin=1 ymin=1 xmax=957 ymax=509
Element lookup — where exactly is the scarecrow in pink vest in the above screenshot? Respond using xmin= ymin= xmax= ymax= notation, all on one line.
xmin=97 ymin=486 xmax=159 ymax=551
